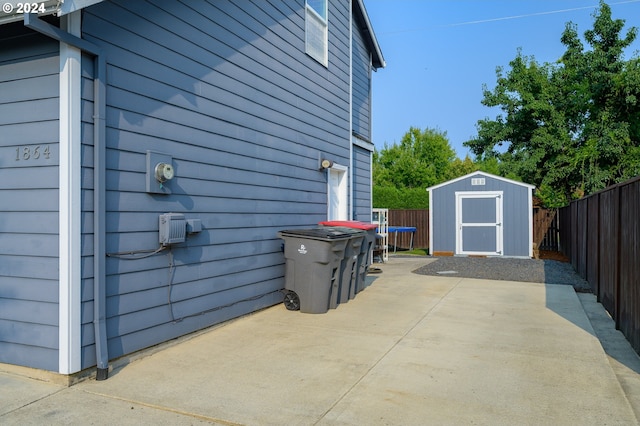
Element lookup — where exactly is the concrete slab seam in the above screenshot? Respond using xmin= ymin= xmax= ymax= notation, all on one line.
xmin=313 ymin=277 xmax=465 ymax=424
xmin=0 ymin=387 xmax=67 ymax=419
xmin=80 ymin=389 xmax=242 ymax=425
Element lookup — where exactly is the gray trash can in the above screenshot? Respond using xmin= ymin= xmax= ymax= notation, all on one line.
xmin=278 ymin=228 xmax=352 ymax=314
xmin=319 ymin=221 xmax=378 ymax=296
xmin=331 ymin=227 xmax=365 ymax=305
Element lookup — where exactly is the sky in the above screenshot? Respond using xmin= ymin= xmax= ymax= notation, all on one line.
xmin=364 ymin=0 xmax=640 ymax=158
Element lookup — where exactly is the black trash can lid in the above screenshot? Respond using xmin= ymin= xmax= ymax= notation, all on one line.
xmin=279 ymin=227 xmax=352 ymax=240
xmin=326 ymin=226 xmax=366 ymax=236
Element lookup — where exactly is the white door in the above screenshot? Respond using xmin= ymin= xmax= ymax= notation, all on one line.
xmin=455 ymin=191 xmax=503 ymax=255
xmin=327 ymin=165 xmax=348 ymax=220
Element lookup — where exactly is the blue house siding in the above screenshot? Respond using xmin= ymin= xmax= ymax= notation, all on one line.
xmin=352 ymin=15 xmax=371 ymax=140
xmin=80 ymin=53 xmax=98 ymax=369
xmin=76 ymin=0 xmax=354 ymax=360
xmin=0 ymin=0 xmax=383 ymax=374
xmin=429 ymin=172 xmax=533 ymax=257
xmin=0 ymin=27 xmax=60 ymax=370
xmin=352 ymin=144 xmax=372 ymax=221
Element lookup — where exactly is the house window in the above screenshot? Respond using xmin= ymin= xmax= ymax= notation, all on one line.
xmin=305 ymin=0 xmax=328 ymax=66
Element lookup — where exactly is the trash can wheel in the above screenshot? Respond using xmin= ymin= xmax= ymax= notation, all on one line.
xmin=283 ymin=290 xmax=300 ymax=311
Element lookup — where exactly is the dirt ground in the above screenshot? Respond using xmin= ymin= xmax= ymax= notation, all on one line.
xmin=539 ymin=250 xmax=570 ymax=262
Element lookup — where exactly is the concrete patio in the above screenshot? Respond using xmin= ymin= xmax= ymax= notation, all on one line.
xmin=1 ymin=257 xmax=639 ymax=425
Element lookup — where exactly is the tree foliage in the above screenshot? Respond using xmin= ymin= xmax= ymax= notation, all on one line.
xmin=374 ymin=127 xmax=456 ymax=189
xmin=373 ymin=127 xmax=456 ymax=208
xmin=465 ymin=1 xmax=640 ymax=206
xmin=372 ymin=128 xmax=519 ymax=208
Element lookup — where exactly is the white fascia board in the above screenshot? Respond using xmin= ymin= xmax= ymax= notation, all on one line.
xmin=352 ymin=135 xmax=374 ymax=152
xmin=58 ymin=0 xmax=105 ymax=16
xmin=354 ymin=0 xmax=385 ymax=69
xmin=426 ymin=171 xmax=535 ymax=192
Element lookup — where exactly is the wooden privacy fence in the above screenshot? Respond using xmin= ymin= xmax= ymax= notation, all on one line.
xmin=388 ymin=209 xmax=429 ymax=250
xmin=388 ymin=208 xmax=558 ymax=252
xmin=533 ymin=207 xmax=559 ymax=251
xmin=558 ymin=175 xmax=640 ymax=356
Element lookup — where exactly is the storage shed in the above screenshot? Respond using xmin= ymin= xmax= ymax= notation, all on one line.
xmin=427 ymin=171 xmax=535 ymax=258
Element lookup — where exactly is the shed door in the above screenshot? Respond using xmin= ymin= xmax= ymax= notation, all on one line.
xmin=455 ymin=192 xmax=503 ymax=255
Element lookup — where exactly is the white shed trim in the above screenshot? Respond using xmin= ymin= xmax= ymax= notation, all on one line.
xmin=426 ymin=171 xmax=535 ymax=192
xmin=455 ymin=191 xmax=504 ymax=256
xmin=427 ymin=171 xmax=535 ymax=258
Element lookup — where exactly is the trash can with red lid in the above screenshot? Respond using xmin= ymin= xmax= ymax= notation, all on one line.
xmin=319 ymin=221 xmax=378 ymax=296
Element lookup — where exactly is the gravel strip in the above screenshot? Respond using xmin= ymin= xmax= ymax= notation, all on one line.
xmin=412 ymin=256 xmax=592 ymax=293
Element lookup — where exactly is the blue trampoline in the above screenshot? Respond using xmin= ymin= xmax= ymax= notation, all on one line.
xmin=388 ymin=226 xmax=417 ymax=252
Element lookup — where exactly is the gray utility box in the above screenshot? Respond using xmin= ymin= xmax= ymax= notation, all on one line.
xmin=278 ymin=228 xmax=352 ymax=314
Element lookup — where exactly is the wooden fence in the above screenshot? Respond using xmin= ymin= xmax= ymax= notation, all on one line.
xmin=558 ymin=176 xmax=640 ymax=356
xmin=533 ymin=207 xmax=559 ymax=251
xmin=387 ymin=209 xmax=429 ymax=250
xmin=388 ymin=208 xmax=559 ymax=253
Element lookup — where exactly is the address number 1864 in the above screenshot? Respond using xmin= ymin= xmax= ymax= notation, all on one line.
xmin=15 ymin=145 xmax=51 ymax=161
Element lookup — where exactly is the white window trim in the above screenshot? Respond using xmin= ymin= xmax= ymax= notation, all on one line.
xmin=305 ymin=1 xmax=328 ymax=66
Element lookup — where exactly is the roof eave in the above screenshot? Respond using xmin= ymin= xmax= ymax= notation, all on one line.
xmin=354 ymin=0 xmax=386 ymax=69
xmin=426 ymin=171 xmax=535 ymax=192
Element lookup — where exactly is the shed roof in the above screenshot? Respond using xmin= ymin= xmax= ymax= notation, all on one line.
xmin=426 ymin=171 xmax=535 ymax=192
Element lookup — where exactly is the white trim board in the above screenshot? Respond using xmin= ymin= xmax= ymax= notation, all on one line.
xmin=327 ymin=163 xmax=348 ymax=220
xmin=426 ymin=171 xmax=535 ymax=192
xmin=58 ymin=11 xmax=83 ymax=375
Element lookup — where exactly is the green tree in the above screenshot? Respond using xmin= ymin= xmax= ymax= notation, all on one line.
xmin=374 ymin=127 xmax=455 ymax=189
xmin=465 ymin=1 xmax=640 ymax=206
xmin=446 ymin=155 xmax=478 ymax=180
xmin=373 ymin=127 xmax=456 ymax=208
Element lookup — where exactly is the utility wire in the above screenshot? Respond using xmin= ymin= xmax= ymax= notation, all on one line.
xmin=381 ymin=0 xmax=640 ymax=35
xmin=106 ymin=245 xmax=167 ymax=259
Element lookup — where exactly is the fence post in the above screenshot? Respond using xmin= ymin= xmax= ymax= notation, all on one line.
xmin=615 ymin=184 xmax=622 ymax=330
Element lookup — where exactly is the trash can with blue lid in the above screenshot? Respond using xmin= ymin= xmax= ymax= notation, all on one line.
xmin=319 ymin=221 xmax=378 ymax=296
xmin=278 ymin=228 xmax=352 ymax=313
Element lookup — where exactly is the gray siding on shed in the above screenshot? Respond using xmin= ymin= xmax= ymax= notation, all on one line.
xmin=352 ymin=143 xmax=372 ymax=221
xmin=78 ymin=0 xmax=355 ymax=360
xmin=0 ymin=25 xmax=60 ymax=370
xmin=430 ymin=173 xmax=532 ymax=257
